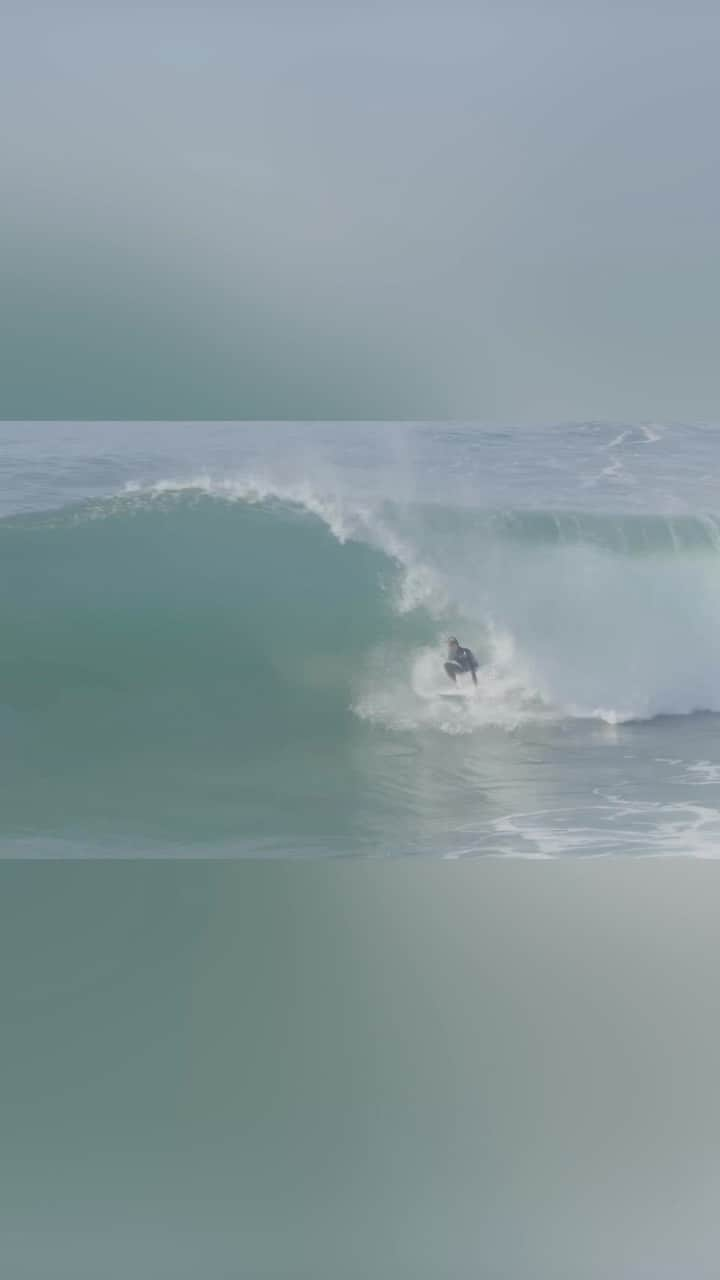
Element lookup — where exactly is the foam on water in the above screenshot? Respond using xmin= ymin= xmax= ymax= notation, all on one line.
xmin=123 ymin=473 xmax=720 ymax=730
xmin=4 ymin=451 xmax=720 ymax=855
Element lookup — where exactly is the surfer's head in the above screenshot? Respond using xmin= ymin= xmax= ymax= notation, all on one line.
xmin=447 ymin=636 xmax=459 ymax=651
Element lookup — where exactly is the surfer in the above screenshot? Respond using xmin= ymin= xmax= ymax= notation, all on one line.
xmin=444 ymin=636 xmax=479 ymax=686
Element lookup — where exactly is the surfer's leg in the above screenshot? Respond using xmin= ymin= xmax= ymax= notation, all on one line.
xmin=444 ymin=661 xmax=460 ymax=683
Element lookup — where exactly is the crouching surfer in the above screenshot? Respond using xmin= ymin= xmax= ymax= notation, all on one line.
xmin=444 ymin=636 xmax=479 ymax=686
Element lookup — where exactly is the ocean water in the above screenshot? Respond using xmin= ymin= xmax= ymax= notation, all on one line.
xmin=6 ymin=422 xmax=720 ymax=1280
xmin=3 ymin=420 xmax=720 ymax=857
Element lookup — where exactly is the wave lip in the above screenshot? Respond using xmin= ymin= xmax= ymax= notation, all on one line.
xmin=3 ymin=477 xmax=720 ymax=851
xmin=6 ymin=479 xmax=720 ymax=734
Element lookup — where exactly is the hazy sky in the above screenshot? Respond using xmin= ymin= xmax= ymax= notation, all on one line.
xmin=3 ymin=3 xmax=719 ymax=421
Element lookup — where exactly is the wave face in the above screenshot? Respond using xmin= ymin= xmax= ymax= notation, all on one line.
xmin=3 ymin=480 xmax=720 ymax=854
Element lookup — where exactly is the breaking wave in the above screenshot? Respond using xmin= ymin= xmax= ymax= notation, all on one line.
xmin=3 ymin=475 xmax=720 ymax=850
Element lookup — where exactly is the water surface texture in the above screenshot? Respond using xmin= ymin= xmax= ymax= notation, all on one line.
xmin=2 ymin=421 xmax=720 ymax=856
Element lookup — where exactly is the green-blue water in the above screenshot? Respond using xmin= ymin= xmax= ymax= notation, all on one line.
xmin=0 ymin=495 xmax=425 ymax=851
xmin=4 ymin=422 xmax=720 ymax=854
xmin=5 ymin=424 xmax=720 ymax=1279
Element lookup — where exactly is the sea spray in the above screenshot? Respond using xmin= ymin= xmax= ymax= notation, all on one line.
xmin=4 ymin=477 xmax=720 ymax=852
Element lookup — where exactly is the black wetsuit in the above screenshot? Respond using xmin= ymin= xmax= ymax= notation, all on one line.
xmin=445 ymin=646 xmax=478 ymax=681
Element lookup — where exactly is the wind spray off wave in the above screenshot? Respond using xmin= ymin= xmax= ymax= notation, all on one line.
xmin=118 ymin=477 xmax=720 ymax=726
xmin=5 ymin=478 xmax=720 ymax=724
xmin=4 ymin=425 xmax=720 ymax=856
